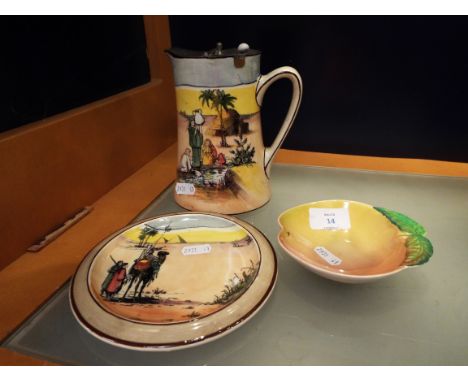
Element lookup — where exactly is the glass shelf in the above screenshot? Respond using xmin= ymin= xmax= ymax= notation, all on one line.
xmin=3 ymin=163 xmax=468 ymax=365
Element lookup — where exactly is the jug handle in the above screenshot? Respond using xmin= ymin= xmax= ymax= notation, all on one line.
xmin=256 ymin=66 xmax=303 ymax=175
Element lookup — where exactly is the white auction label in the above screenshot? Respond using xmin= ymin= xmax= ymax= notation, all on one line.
xmin=309 ymin=207 xmax=351 ymax=230
xmin=314 ymin=246 xmax=342 ymax=266
xmin=175 ymin=182 xmax=195 ymax=195
xmin=182 ymin=244 xmax=212 ymax=256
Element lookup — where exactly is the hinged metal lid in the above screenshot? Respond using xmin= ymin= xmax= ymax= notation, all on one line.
xmin=166 ymin=42 xmax=261 ymax=59
xmin=166 ymin=42 xmax=261 ymax=87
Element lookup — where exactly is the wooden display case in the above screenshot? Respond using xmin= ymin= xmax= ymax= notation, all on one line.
xmin=0 ymin=16 xmax=467 ymax=365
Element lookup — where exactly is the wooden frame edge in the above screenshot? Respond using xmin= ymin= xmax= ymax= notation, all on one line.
xmin=0 ymin=16 xmax=177 ymax=271
xmin=275 ymin=149 xmax=468 ymax=177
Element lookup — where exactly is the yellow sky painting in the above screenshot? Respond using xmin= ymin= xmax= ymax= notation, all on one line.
xmin=175 ymin=83 xmax=260 ymax=116
xmin=123 ymin=225 xmax=249 ymax=244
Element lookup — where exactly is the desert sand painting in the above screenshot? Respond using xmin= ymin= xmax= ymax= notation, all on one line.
xmin=175 ymin=84 xmax=271 ymax=214
xmin=89 ymin=215 xmax=261 ymax=324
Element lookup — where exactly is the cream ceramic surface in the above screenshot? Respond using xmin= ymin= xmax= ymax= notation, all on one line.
xmin=278 ymin=200 xmax=433 ymax=283
xmin=168 ymin=44 xmax=302 ymax=214
xmin=70 ymin=212 xmax=277 ymax=351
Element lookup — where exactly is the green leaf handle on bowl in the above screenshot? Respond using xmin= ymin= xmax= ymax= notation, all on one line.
xmin=404 ymin=234 xmax=434 ymax=266
xmin=374 ymin=207 xmax=426 ymax=235
xmin=374 ymin=207 xmax=433 ymax=266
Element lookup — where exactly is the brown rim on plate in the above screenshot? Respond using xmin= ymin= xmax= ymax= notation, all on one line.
xmin=70 ymin=212 xmax=277 ymax=351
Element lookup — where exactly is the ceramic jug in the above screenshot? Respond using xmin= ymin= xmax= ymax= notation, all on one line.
xmin=167 ymin=43 xmax=302 ymax=214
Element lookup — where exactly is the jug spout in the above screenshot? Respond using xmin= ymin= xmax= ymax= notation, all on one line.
xmin=166 ymin=43 xmax=261 ymax=88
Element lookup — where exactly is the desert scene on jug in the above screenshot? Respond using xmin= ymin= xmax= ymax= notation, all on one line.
xmin=175 ymin=83 xmax=271 ymax=214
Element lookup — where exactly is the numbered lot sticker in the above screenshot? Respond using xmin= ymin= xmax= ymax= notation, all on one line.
xmin=309 ymin=207 xmax=351 ymax=230
xmin=175 ymin=182 xmax=195 ymax=195
xmin=182 ymin=244 xmax=212 ymax=256
xmin=314 ymin=246 xmax=343 ymax=266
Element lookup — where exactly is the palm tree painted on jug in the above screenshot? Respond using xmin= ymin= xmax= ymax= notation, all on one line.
xmin=199 ymin=89 xmax=215 ymax=109
xmin=199 ymin=89 xmax=237 ymax=147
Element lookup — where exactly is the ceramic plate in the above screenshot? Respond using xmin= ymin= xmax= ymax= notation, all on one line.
xmin=70 ymin=212 xmax=277 ymax=351
xmin=278 ymin=200 xmax=433 ymax=283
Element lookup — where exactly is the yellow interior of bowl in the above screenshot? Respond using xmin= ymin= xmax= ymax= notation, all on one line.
xmin=278 ymin=200 xmax=407 ymax=276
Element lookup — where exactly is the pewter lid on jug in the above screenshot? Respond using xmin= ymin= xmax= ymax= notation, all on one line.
xmin=166 ymin=42 xmax=261 ymax=59
xmin=166 ymin=42 xmax=261 ymax=87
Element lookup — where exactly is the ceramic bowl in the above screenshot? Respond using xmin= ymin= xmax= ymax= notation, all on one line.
xmin=278 ymin=200 xmax=433 ymax=283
